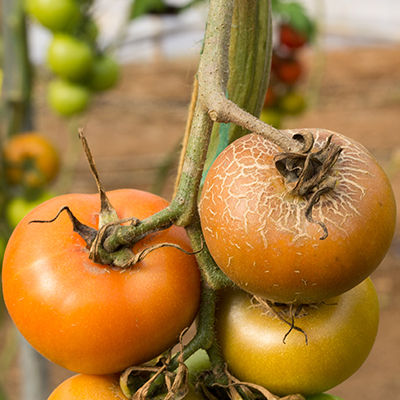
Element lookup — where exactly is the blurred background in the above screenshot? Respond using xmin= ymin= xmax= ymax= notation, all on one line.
xmin=0 ymin=0 xmax=400 ymax=399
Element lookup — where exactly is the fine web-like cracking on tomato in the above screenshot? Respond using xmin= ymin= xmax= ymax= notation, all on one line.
xmin=199 ymin=127 xmax=396 ymax=304
xmin=200 ymin=129 xmax=372 ymax=248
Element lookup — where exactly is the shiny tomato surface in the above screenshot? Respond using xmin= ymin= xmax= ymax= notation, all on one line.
xmin=48 ymin=374 xmax=129 ymax=400
xmin=216 ymin=278 xmax=379 ymax=397
xmin=3 ymin=189 xmax=201 ymax=374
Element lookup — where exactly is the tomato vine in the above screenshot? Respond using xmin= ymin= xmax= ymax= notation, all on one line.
xmin=1 ymin=0 xmax=395 ymax=399
xmin=77 ymin=0 xmax=313 ymax=398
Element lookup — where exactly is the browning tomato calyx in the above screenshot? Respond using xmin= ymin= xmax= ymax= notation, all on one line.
xmin=253 ymin=296 xmax=339 ymax=345
xmin=29 ymin=204 xmax=184 ymax=270
xmin=274 ymin=130 xmax=343 ymax=240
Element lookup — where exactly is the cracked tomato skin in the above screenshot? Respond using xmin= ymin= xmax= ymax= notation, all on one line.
xmin=199 ymin=129 xmax=396 ymax=304
xmin=2 ymin=189 xmax=201 ymax=374
xmin=215 ymin=278 xmax=379 ymax=397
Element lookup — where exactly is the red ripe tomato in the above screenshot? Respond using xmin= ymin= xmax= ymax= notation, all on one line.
xmin=274 ymin=57 xmax=303 ymax=84
xmin=2 ymin=189 xmax=201 ymax=374
xmin=2 ymin=132 xmax=60 ymax=188
xmin=215 ymin=278 xmax=379 ymax=397
xmin=279 ymin=24 xmax=308 ymax=49
xmin=199 ymin=129 xmax=396 ymax=304
xmin=263 ymin=87 xmax=277 ymax=109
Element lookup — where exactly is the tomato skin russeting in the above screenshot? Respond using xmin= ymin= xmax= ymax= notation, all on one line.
xmin=2 ymin=189 xmax=201 ymax=374
xmin=215 ymin=278 xmax=379 ymax=397
xmin=199 ymin=128 xmax=396 ymax=304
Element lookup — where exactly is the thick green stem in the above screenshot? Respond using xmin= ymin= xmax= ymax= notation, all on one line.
xmin=146 ymin=282 xmax=219 ymax=397
xmin=186 ymin=216 xmax=232 ymax=290
xmin=104 ymin=0 xmax=235 ymax=252
xmin=103 ymin=0 xmax=291 ymax=256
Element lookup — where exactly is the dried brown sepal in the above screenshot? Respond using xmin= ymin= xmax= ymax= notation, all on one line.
xmin=196 ymin=381 xmax=221 ymax=400
xmin=133 ymin=365 xmax=169 ymax=400
xmin=29 ymin=206 xmax=98 ymax=247
xmin=120 ymin=365 xmax=165 ymax=399
xmin=274 ymin=131 xmax=342 ymax=239
xmin=163 ymin=329 xmax=190 ymax=400
xmin=253 ymin=297 xmax=308 ymax=345
xmin=212 ymin=367 xmax=306 ymax=400
xmin=78 ymin=127 xmax=119 ymax=227
xmin=120 ymin=330 xmax=192 ymax=400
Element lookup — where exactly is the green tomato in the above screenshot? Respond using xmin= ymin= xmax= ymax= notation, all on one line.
xmin=82 ymin=19 xmax=99 ymax=44
xmin=0 ymin=236 xmax=7 ymax=264
xmin=216 ymin=278 xmax=379 ymax=397
xmin=260 ymin=108 xmax=282 ymax=128
xmin=279 ymin=91 xmax=307 ymax=115
xmin=25 ymin=0 xmax=81 ymax=32
xmin=88 ymin=55 xmax=120 ymax=91
xmin=184 ymin=349 xmax=211 ymax=383
xmin=47 ymin=34 xmax=94 ymax=81
xmin=47 ymin=79 xmax=91 ymax=116
xmin=6 ymin=191 xmax=54 ymax=229
xmin=306 ymin=394 xmax=345 ymax=400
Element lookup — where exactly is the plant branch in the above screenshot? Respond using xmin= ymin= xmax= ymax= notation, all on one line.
xmin=0 ymin=0 xmax=33 ymax=137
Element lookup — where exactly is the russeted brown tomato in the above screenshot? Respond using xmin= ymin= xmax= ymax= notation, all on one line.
xmin=2 ymin=189 xmax=201 ymax=374
xmin=199 ymin=129 xmax=396 ymax=304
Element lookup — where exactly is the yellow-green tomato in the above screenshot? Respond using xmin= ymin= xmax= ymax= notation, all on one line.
xmin=260 ymin=108 xmax=282 ymax=128
xmin=26 ymin=0 xmax=81 ymax=32
xmin=279 ymin=91 xmax=307 ymax=115
xmin=47 ymin=34 xmax=94 ymax=81
xmin=184 ymin=349 xmax=211 ymax=383
xmin=6 ymin=191 xmax=54 ymax=229
xmin=47 ymin=79 xmax=91 ymax=116
xmin=88 ymin=55 xmax=120 ymax=91
xmin=215 ymin=278 xmax=379 ymax=397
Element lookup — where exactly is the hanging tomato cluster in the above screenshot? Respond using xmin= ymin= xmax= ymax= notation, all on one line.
xmin=25 ymin=0 xmax=120 ymax=116
xmin=199 ymin=126 xmax=396 ymax=396
xmin=261 ymin=22 xmax=309 ymax=128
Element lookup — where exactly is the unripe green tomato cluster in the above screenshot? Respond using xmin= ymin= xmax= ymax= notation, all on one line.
xmin=261 ymin=23 xmax=309 ymax=128
xmin=25 ymin=0 xmax=120 ymax=116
